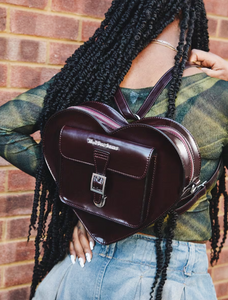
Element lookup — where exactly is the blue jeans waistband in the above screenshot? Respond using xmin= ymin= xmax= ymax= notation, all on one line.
xmin=93 ymin=233 xmax=208 ymax=276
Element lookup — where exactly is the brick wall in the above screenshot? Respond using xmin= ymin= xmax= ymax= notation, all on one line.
xmin=204 ymin=2 xmax=228 ymax=298
xmin=0 ymin=0 xmax=227 ymax=299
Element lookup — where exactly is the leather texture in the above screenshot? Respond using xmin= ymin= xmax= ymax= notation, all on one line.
xmin=43 ymin=66 xmax=221 ymax=245
xmin=42 ymin=100 xmax=220 ymax=245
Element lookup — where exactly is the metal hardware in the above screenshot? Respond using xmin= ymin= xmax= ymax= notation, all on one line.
xmin=90 ymin=173 xmax=106 ymax=195
xmin=190 ymin=183 xmax=197 ymax=194
xmin=197 ymin=181 xmax=207 ymax=190
xmin=93 ymin=196 xmax=107 ymax=208
xmin=90 ymin=173 xmax=107 ymax=208
xmin=190 ymin=181 xmax=207 ymax=194
xmin=134 ymin=114 xmax=141 ymax=120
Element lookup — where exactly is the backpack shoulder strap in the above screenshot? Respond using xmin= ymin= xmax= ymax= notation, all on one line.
xmin=114 ymin=66 xmax=174 ymax=120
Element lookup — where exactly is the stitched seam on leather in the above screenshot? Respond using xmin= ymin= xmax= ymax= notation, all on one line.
xmin=145 ymin=154 xmax=157 ymax=220
xmin=59 ymin=152 xmax=151 ymax=179
xmin=93 ymin=151 xmax=99 ymax=203
xmin=157 ymin=125 xmax=194 ymax=182
xmin=59 ymin=126 xmax=154 ymax=178
xmin=118 ymin=89 xmax=134 ymax=118
xmin=94 ymin=150 xmax=109 ymax=174
xmin=148 ymin=116 xmax=201 ymax=174
xmin=64 ymin=198 xmax=141 ymax=228
xmin=58 ymin=126 xmax=65 ymax=199
xmin=113 ymin=96 xmax=123 ymax=117
xmin=81 ymin=103 xmax=127 ymax=124
xmin=93 ymin=150 xmax=109 ymax=203
xmin=88 ymin=101 xmax=127 ymax=122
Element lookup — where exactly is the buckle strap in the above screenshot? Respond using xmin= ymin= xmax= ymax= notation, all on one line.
xmin=114 ymin=88 xmax=136 ymax=120
xmin=137 ymin=66 xmax=174 ymax=118
xmin=114 ymin=66 xmax=174 ymax=120
xmin=91 ymin=149 xmax=110 ymax=208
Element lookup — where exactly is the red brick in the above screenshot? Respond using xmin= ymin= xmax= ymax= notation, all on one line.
xmin=208 ymin=17 xmax=218 ymax=37
xmin=0 ymin=220 xmax=4 ymax=241
xmin=204 ymin=0 xmax=228 ymax=17
xmin=0 ymin=268 xmax=2 ymax=288
xmin=0 ymin=0 xmax=48 ymax=9
xmin=213 ymin=265 xmax=228 ymax=281
xmin=10 ymin=9 xmax=79 ymax=40
xmin=0 ymin=193 xmax=33 ymax=217
xmin=210 ymin=40 xmax=228 ymax=60
xmin=52 ymin=0 xmax=112 ymax=18
xmin=0 ymin=37 xmax=47 ymax=63
xmin=0 ymin=170 xmax=7 ymax=192
xmin=0 ymin=157 xmax=11 ymax=167
xmin=0 ymin=7 xmax=7 ymax=32
xmin=208 ymin=267 xmax=212 ymax=276
xmin=0 ymin=64 xmax=7 ymax=87
xmin=4 ymin=262 xmax=33 ymax=287
xmin=49 ymin=42 xmax=79 ymax=65
xmin=0 ymin=286 xmax=30 ymax=300
xmin=218 ymin=234 xmax=228 ymax=248
xmin=82 ymin=20 xmax=100 ymax=42
xmin=217 ymin=248 xmax=228 ymax=265
xmin=219 ymin=20 xmax=228 ymax=39
xmin=6 ymin=217 xmax=35 ymax=239
xmin=215 ymin=281 xmax=228 ymax=298
xmin=0 ymin=90 xmax=22 ymax=107
xmin=8 ymin=169 xmax=35 ymax=192
xmin=10 ymin=65 xmax=59 ymax=89
xmin=0 ymin=240 xmax=34 ymax=264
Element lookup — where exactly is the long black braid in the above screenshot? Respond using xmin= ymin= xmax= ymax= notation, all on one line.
xmin=28 ymin=0 xmax=227 ymax=299
xmin=210 ymin=167 xmax=228 ymax=266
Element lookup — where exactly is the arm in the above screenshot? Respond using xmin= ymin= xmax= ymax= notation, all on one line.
xmin=189 ymin=49 xmax=228 ymax=81
xmin=0 ymin=78 xmax=55 ymax=177
xmin=0 ymin=76 xmax=95 ymax=265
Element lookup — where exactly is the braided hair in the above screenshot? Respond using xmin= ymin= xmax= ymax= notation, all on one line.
xmin=28 ymin=0 xmax=227 ymax=299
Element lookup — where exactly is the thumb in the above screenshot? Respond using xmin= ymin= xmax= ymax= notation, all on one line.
xmin=189 ymin=49 xmax=217 ymax=69
xmin=189 ymin=49 xmax=199 ymax=64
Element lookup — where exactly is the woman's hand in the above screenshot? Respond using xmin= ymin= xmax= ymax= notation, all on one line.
xmin=69 ymin=220 xmax=95 ymax=268
xmin=189 ymin=49 xmax=228 ymax=81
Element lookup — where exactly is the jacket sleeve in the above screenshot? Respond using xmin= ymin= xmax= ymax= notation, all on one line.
xmin=0 ymin=77 xmax=55 ymax=177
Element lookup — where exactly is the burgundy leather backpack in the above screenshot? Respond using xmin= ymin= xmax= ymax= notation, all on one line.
xmin=43 ymin=67 xmax=221 ymax=244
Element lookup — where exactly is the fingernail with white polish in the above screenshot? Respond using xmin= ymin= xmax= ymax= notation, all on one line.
xmin=85 ymin=253 xmax=91 ymax=263
xmin=78 ymin=257 xmax=85 ymax=268
xmin=70 ymin=255 xmax=76 ymax=264
xmin=90 ymin=241 xmax=94 ymax=251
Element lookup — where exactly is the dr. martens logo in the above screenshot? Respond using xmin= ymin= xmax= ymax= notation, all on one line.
xmin=87 ymin=138 xmax=119 ymax=151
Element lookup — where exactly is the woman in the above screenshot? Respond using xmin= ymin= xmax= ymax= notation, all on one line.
xmin=0 ymin=0 xmax=228 ymax=299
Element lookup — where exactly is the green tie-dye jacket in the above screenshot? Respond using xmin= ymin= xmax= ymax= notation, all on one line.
xmin=0 ymin=72 xmax=228 ymax=241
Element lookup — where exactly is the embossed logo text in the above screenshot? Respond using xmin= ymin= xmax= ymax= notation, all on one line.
xmin=87 ymin=138 xmax=120 ymax=151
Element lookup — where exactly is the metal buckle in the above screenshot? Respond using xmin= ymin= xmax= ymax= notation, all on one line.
xmin=90 ymin=173 xmax=106 ymax=196
xmin=190 ymin=181 xmax=207 ymax=194
xmin=94 ymin=196 xmax=107 ymax=208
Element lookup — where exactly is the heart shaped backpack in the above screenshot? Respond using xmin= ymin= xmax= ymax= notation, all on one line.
xmin=43 ymin=68 xmax=221 ymax=244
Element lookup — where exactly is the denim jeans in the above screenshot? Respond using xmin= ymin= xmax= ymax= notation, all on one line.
xmin=33 ymin=234 xmax=217 ymax=300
